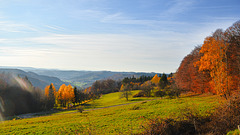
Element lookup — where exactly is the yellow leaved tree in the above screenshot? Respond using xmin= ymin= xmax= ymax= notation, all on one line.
xmin=151 ymin=74 xmax=160 ymax=85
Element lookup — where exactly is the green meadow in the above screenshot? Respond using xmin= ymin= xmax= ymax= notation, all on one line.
xmin=0 ymin=92 xmax=220 ymax=134
xmin=84 ymin=90 xmax=157 ymax=109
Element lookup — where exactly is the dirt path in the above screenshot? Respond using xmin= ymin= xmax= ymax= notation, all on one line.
xmin=17 ymin=98 xmax=160 ymax=119
xmin=85 ymin=98 xmax=160 ymax=111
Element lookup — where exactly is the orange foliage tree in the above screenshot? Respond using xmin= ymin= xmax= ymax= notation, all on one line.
xmin=196 ymin=32 xmax=231 ymax=97
xmin=45 ymin=83 xmax=56 ymax=97
xmin=175 ymin=21 xmax=240 ymax=97
xmin=44 ymin=83 xmax=56 ymax=108
xmin=151 ymin=74 xmax=160 ymax=85
xmin=175 ymin=46 xmax=211 ymax=93
xmin=56 ymin=84 xmax=74 ymax=107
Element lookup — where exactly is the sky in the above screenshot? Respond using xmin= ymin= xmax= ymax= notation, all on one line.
xmin=0 ymin=0 xmax=239 ymax=73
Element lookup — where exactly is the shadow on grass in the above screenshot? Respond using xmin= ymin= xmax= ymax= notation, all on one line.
xmin=181 ymin=93 xmax=202 ymax=98
xmin=129 ymin=98 xmax=147 ymax=102
xmin=35 ymin=109 xmax=76 ymax=116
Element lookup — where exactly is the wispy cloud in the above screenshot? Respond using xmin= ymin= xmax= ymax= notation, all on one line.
xmin=100 ymin=12 xmax=187 ymax=30
xmin=160 ymin=0 xmax=195 ymax=17
xmin=0 ymin=21 xmax=38 ymax=33
xmin=44 ymin=25 xmax=65 ymax=31
xmin=0 ymin=31 xmax=197 ymax=72
xmin=69 ymin=9 xmax=106 ymax=20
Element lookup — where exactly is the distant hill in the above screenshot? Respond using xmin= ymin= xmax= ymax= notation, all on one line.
xmin=0 ymin=69 xmax=66 ymax=89
xmin=16 ymin=68 xmax=163 ymax=88
xmin=0 ymin=67 xmax=165 ymax=89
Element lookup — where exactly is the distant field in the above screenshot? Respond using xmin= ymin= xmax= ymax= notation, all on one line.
xmin=84 ymin=90 xmax=157 ymax=109
xmin=0 ymin=93 xmax=221 ymax=134
xmin=62 ymin=80 xmax=88 ymax=88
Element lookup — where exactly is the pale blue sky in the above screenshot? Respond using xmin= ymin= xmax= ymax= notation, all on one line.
xmin=0 ymin=0 xmax=239 ymax=73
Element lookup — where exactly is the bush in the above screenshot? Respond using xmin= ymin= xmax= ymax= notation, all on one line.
xmin=133 ymin=91 xmax=146 ymax=97
xmin=139 ymin=104 xmax=210 ymax=135
xmin=205 ymin=94 xmax=240 ymax=134
xmin=140 ymin=94 xmax=240 ymax=135
xmin=164 ymin=86 xmax=180 ymax=98
xmin=139 ymin=118 xmax=201 ymax=135
xmin=154 ymin=90 xmax=166 ymax=98
xmin=77 ymin=106 xmax=84 ymax=113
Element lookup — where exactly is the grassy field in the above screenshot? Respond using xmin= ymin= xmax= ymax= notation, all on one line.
xmin=0 ymin=92 xmax=221 ymax=134
xmin=84 ymin=90 xmax=157 ymax=109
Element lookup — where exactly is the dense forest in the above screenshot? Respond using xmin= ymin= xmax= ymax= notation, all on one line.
xmin=175 ymin=21 xmax=240 ymax=98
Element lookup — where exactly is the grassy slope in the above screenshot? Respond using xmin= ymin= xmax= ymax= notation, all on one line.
xmin=0 ymin=93 xmax=220 ymax=134
xmin=84 ymin=90 xmax=156 ymax=109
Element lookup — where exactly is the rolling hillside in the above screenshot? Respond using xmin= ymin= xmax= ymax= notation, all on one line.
xmin=0 ymin=68 xmax=66 ymax=89
xmin=18 ymin=67 xmax=164 ymax=88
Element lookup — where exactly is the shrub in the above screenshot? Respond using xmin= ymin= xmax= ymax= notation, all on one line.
xmin=140 ymin=94 xmax=240 ymax=135
xmin=77 ymin=106 xmax=84 ymax=113
xmin=154 ymin=90 xmax=166 ymax=98
xmin=164 ymin=86 xmax=180 ymax=98
xmin=139 ymin=118 xmax=200 ymax=135
xmin=205 ymin=94 xmax=240 ymax=134
xmin=139 ymin=104 xmax=210 ymax=135
xmin=133 ymin=91 xmax=146 ymax=97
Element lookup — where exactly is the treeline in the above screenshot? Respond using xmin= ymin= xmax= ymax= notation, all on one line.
xmin=0 ymin=73 xmax=44 ymax=117
xmin=119 ymin=73 xmax=178 ymax=100
xmin=175 ymin=21 xmax=240 ymax=98
xmin=122 ymin=75 xmax=153 ymax=84
xmin=44 ymin=83 xmax=91 ymax=109
xmin=84 ymin=75 xmax=157 ymax=97
xmin=82 ymin=75 xmax=163 ymax=100
xmin=0 ymin=73 xmax=93 ymax=117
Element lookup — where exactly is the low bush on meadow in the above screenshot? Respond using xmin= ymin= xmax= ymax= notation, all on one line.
xmin=139 ymin=93 xmax=240 ymax=135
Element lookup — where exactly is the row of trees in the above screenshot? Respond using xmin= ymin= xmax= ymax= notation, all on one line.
xmin=44 ymin=83 xmax=91 ymax=109
xmin=91 ymin=79 xmax=121 ymax=95
xmin=175 ymin=21 xmax=240 ymax=98
xmin=122 ymin=75 xmax=153 ymax=84
xmin=120 ymin=73 xmax=177 ymax=100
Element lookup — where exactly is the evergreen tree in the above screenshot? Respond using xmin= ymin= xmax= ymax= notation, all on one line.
xmin=159 ymin=73 xmax=168 ymax=89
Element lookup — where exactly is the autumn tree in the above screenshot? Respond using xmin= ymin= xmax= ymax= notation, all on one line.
xmin=175 ymin=46 xmax=211 ymax=93
xmin=56 ymin=84 xmax=75 ymax=107
xmin=141 ymin=81 xmax=153 ymax=97
xmin=196 ymin=31 xmax=231 ymax=98
xmin=175 ymin=20 xmax=239 ymax=97
xmin=91 ymin=79 xmax=118 ymax=95
xmin=120 ymin=83 xmax=132 ymax=101
xmin=44 ymin=83 xmax=56 ymax=109
xmin=91 ymin=80 xmax=101 ymax=95
xmin=151 ymin=74 xmax=160 ymax=86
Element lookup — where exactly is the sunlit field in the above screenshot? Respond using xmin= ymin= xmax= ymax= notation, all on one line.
xmin=0 ymin=93 xmax=220 ymax=134
xmin=84 ymin=90 xmax=157 ymax=109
